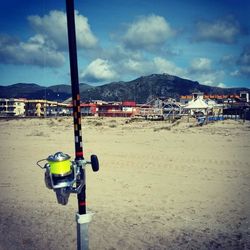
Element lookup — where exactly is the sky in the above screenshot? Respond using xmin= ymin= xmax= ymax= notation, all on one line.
xmin=0 ymin=0 xmax=249 ymax=88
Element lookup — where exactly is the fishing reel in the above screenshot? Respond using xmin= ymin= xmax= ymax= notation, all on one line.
xmin=37 ymin=152 xmax=99 ymax=205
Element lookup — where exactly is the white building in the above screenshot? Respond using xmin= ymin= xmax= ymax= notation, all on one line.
xmin=0 ymin=98 xmax=26 ymax=116
xmin=240 ymin=91 xmax=249 ymax=103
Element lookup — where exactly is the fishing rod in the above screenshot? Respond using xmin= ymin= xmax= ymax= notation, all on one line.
xmin=37 ymin=0 xmax=99 ymax=249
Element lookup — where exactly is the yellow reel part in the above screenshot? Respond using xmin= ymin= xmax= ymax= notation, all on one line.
xmin=49 ymin=159 xmax=71 ymax=176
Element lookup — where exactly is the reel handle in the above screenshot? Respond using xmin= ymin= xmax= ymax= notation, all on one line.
xmin=90 ymin=155 xmax=99 ymax=172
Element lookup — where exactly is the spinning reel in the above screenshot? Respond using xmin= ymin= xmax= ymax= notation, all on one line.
xmin=37 ymin=152 xmax=99 ymax=205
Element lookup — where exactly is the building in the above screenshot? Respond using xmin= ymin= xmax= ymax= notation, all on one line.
xmin=25 ymin=100 xmax=46 ymax=117
xmin=179 ymin=92 xmax=250 ymax=119
xmin=180 ymin=93 xmax=241 ymax=105
xmin=98 ymin=102 xmax=125 ymax=117
xmin=223 ymin=92 xmax=250 ymax=120
xmin=67 ymin=101 xmax=137 ymax=117
xmin=180 ymin=93 xmax=204 ymax=105
xmin=0 ymin=99 xmax=9 ymax=116
xmin=90 ymin=101 xmax=137 ymax=117
xmin=0 ymin=98 xmax=138 ymax=118
xmin=25 ymin=100 xmax=70 ymax=117
xmin=240 ymin=91 xmax=249 ymax=103
xmin=80 ymin=103 xmax=98 ymax=116
xmin=0 ymin=98 xmax=26 ymax=116
xmin=122 ymin=101 xmax=137 ymax=116
xmin=46 ymin=101 xmax=69 ymax=116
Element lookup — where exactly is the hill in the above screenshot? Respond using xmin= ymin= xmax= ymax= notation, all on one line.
xmin=80 ymin=74 xmax=249 ymax=103
xmin=0 ymin=83 xmax=93 ymax=102
xmin=0 ymin=74 xmax=248 ymax=103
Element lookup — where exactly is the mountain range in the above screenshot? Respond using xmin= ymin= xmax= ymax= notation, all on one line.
xmin=0 ymin=74 xmax=249 ymax=103
xmin=0 ymin=83 xmax=92 ymax=102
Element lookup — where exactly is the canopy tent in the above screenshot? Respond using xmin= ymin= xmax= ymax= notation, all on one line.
xmin=184 ymin=98 xmax=208 ymax=109
xmin=184 ymin=97 xmax=209 ymax=116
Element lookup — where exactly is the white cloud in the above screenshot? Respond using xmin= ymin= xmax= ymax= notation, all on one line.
xmin=153 ymin=57 xmax=186 ymax=77
xmin=106 ymin=45 xmax=143 ymax=62
xmin=218 ymin=82 xmax=226 ymax=88
xmin=80 ymin=58 xmax=118 ymax=82
xmin=0 ymin=34 xmax=65 ymax=67
xmin=119 ymin=57 xmax=225 ymax=87
xmin=80 ymin=55 xmax=188 ymax=83
xmin=28 ymin=10 xmax=98 ymax=50
xmin=232 ymin=45 xmax=250 ymax=77
xmin=0 ymin=9 xmax=98 ymax=68
xmin=220 ymin=55 xmax=235 ymax=66
xmin=123 ymin=15 xmax=175 ymax=49
xmin=195 ymin=16 xmax=243 ymax=44
xmin=186 ymin=57 xmax=225 ymax=86
xmin=123 ymin=59 xmax=145 ymax=73
xmin=79 ymin=54 xmax=227 ymax=87
xmin=117 ymin=57 xmax=187 ymax=79
xmin=239 ymin=65 xmax=250 ymax=75
xmin=238 ymin=46 xmax=250 ymax=64
xmin=193 ymin=70 xmax=225 ymax=86
xmin=230 ymin=70 xmax=240 ymax=77
xmin=190 ymin=57 xmax=212 ymax=72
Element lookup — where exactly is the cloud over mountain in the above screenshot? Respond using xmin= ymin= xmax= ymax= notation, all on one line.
xmin=185 ymin=57 xmax=225 ymax=87
xmin=190 ymin=58 xmax=212 ymax=72
xmin=153 ymin=57 xmax=186 ymax=77
xmin=80 ymin=58 xmax=117 ymax=82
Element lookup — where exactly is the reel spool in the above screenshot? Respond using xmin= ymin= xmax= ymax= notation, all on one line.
xmin=38 ymin=152 xmax=99 ymax=205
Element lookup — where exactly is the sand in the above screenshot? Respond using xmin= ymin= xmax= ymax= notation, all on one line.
xmin=0 ymin=117 xmax=250 ymax=250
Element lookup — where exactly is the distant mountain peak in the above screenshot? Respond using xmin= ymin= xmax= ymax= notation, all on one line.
xmin=0 ymin=74 xmax=248 ymax=103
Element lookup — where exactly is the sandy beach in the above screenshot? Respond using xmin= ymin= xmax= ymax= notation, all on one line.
xmin=0 ymin=117 xmax=250 ymax=250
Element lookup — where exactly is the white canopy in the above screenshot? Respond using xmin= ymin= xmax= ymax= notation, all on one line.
xmin=184 ymin=98 xmax=208 ymax=109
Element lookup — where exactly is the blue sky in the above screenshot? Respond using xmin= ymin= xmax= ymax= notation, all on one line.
xmin=0 ymin=0 xmax=249 ymax=88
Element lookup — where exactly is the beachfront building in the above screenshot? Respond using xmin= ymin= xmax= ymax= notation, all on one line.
xmin=181 ymin=92 xmax=250 ymax=119
xmin=205 ymin=99 xmax=224 ymax=116
xmin=122 ymin=101 xmax=138 ymax=116
xmin=0 ymin=99 xmax=10 ymax=116
xmin=46 ymin=101 xmax=70 ymax=116
xmin=180 ymin=93 xmax=242 ymax=105
xmin=180 ymin=92 xmax=204 ymax=105
xmin=0 ymin=98 xmax=26 ymax=116
xmin=181 ymin=92 xmax=234 ymax=116
xmin=98 ymin=102 xmax=125 ymax=117
xmin=25 ymin=100 xmax=70 ymax=117
xmin=95 ymin=101 xmax=137 ymax=117
xmin=240 ymin=91 xmax=249 ymax=103
xmin=223 ymin=92 xmax=250 ymax=120
xmin=25 ymin=100 xmax=48 ymax=117
xmin=67 ymin=101 xmax=137 ymax=117
xmin=80 ymin=103 xmax=98 ymax=116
